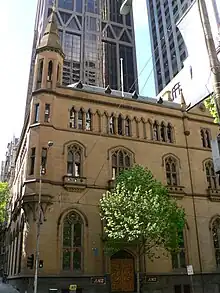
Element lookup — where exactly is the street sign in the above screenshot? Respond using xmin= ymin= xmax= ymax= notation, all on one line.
xmin=69 ymin=285 xmax=77 ymax=291
xmin=187 ymin=265 xmax=194 ymax=275
xmin=91 ymin=277 xmax=106 ymax=285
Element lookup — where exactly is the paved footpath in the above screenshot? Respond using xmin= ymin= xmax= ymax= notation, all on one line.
xmin=0 ymin=282 xmax=19 ymax=293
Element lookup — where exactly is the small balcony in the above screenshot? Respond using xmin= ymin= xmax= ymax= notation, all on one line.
xmin=63 ymin=175 xmax=87 ymax=192
xmin=166 ymin=185 xmax=185 ymax=198
xmin=207 ymin=188 xmax=220 ymax=202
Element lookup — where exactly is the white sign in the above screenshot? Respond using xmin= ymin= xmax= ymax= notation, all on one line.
xmin=187 ymin=264 xmax=194 ymax=275
xmin=156 ymin=0 xmax=220 ymax=108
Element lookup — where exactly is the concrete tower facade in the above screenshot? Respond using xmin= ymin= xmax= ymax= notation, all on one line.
xmin=146 ymin=0 xmax=193 ymax=94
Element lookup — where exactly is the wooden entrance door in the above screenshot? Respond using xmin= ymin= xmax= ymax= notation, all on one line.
xmin=111 ymin=258 xmax=134 ymax=292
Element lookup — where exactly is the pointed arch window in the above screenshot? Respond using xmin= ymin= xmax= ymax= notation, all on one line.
xmin=112 ymin=149 xmax=132 ymax=179
xmin=62 ymin=212 xmax=83 ymax=271
xmin=110 ymin=115 xmax=115 ymax=134
xmin=172 ymin=230 xmax=186 ymax=269
xmin=37 ymin=60 xmax=44 ymax=88
xmin=57 ymin=64 xmax=60 ymax=83
xmin=165 ymin=156 xmax=179 ymax=186
xmin=70 ymin=108 xmax=76 ymax=129
xmin=118 ymin=114 xmax=123 ymax=135
xmin=48 ymin=60 xmax=53 ymax=81
xmin=160 ymin=122 xmax=166 ymax=142
xmin=167 ymin=123 xmax=173 ymax=143
xmin=67 ymin=145 xmax=82 ymax=177
xmin=86 ymin=110 xmax=92 ymax=131
xmin=205 ymin=160 xmax=218 ymax=189
xmin=201 ymin=128 xmax=211 ymax=148
xmin=78 ymin=109 xmax=83 ymax=130
xmin=125 ymin=117 xmax=131 ymax=136
xmin=153 ymin=121 xmax=159 ymax=141
xmin=212 ymin=218 xmax=220 ymax=267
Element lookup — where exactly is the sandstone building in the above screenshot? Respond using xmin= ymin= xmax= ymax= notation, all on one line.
xmin=7 ymin=11 xmax=220 ymax=293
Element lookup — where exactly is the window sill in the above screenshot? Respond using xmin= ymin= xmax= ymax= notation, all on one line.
xmin=171 ymin=267 xmax=187 ymax=274
xmin=63 ymin=175 xmax=87 ymax=192
xmin=166 ymin=185 xmax=185 ymax=198
xmin=207 ymin=188 xmax=220 ymax=201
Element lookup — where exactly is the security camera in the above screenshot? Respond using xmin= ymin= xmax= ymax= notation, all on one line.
xmin=48 ymin=141 xmax=54 ymax=147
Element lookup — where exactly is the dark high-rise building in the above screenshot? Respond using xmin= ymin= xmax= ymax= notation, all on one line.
xmin=25 ymin=0 xmax=138 ymax=118
xmin=146 ymin=0 xmax=193 ymax=94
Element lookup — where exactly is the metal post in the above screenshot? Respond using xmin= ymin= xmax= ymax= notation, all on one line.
xmin=190 ymin=275 xmax=195 ymax=293
xmin=198 ymin=0 xmax=220 ymax=117
xmin=120 ymin=58 xmax=124 ymax=97
xmin=34 ymin=166 xmax=42 ymax=293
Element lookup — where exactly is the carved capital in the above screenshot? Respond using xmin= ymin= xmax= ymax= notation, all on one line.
xmin=22 ymin=194 xmax=53 ymax=222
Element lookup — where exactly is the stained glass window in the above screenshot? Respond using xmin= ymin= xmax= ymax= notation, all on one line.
xmin=62 ymin=212 xmax=83 ymax=271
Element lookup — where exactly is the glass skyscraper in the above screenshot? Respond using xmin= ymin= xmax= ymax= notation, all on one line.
xmin=25 ymin=0 xmax=138 ymax=119
xmin=146 ymin=0 xmax=193 ymax=94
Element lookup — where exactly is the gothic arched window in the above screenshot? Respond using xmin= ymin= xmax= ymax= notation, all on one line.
xmin=62 ymin=212 xmax=83 ymax=271
xmin=48 ymin=60 xmax=53 ymax=81
xmin=205 ymin=160 xmax=218 ymax=189
xmin=37 ymin=60 xmax=44 ymax=88
xmin=111 ymin=149 xmax=132 ymax=179
xmin=201 ymin=128 xmax=211 ymax=148
xmin=153 ymin=121 xmax=159 ymax=141
xmin=165 ymin=156 xmax=179 ymax=186
xmin=118 ymin=114 xmax=123 ymax=135
xmin=160 ymin=122 xmax=166 ymax=142
xmin=212 ymin=218 xmax=220 ymax=267
xmin=125 ymin=117 xmax=131 ymax=136
xmin=86 ymin=110 xmax=92 ymax=131
xmin=172 ymin=230 xmax=186 ymax=269
xmin=167 ymin=123 xmax=173 ymax=143
xmin=57 ymin=64 xmax=60 ymax=83
xmin=67 ymin=145 xmax=82 ymax=177
xmin=78 ymin=109 xmax=83 ymax=130
xmin=69 ymin=108 xmax=76 ymax=129
xmin=110 ymin=114 xmax=115 ymax=134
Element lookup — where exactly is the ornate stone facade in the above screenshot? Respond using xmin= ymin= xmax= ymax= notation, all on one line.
xmin=7 ymin=11 xmax=220 ymax=293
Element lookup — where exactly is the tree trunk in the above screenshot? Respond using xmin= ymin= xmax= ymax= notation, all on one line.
xmin=136 ymin=246 xmax=140 ymax=293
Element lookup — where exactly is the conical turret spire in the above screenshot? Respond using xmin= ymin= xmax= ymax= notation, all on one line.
xmin=37 ymin=8 xmax=64 ymax=57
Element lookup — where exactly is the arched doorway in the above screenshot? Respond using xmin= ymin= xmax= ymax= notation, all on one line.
xmin=110 ymin=250 xmax=135 ymax=292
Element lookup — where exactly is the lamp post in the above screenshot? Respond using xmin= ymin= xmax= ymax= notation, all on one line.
xmin=33 ymin=141 xmax=53 ymax=293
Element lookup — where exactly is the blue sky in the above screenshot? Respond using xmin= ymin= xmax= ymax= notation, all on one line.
xmin=0 ymin=0 xmax=154 ymax=163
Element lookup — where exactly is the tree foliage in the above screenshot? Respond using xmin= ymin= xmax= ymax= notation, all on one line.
xmin=100 ymin=165 xmax=186 ymax=259
xmin=0 ymin=182 xmax=9 ymax=223
xmin=204 ymin=96 xmax=219 ymax=123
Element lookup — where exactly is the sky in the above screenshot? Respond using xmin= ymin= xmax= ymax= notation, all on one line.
xmin=0 ymin=0 xmax=154 ymax=164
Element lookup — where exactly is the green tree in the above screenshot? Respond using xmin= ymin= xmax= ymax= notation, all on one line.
xmin=100 ymin=165 xmax=185 ymax=293
xmin=0 ymin=182 xmax=9 ymax=223
xmin=204 ymin=95 xmax=219 ymax=122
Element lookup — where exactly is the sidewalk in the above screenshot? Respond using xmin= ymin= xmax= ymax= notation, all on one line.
xmin=0 ymin=282 xmax=20 ymax=293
